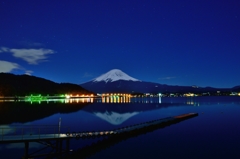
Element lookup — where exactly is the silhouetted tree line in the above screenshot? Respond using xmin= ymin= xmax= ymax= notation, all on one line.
xmin=0 ymin=73 xmax=93 ymax=96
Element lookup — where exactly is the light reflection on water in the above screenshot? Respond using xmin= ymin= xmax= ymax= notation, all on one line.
xmin=0 ymin=96 xmax=240 ymax=159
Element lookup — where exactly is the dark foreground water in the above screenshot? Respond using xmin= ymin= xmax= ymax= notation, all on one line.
xmin=0 ymin=96 xmax=240 ymax=159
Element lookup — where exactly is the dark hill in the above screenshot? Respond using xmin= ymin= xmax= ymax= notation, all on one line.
xmin=0 ymin=73 xmax=92 ymax=96
xmin=232 ymin=86 xmax=240 ymax=92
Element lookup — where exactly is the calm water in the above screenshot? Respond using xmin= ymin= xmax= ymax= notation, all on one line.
xmin=1 ymin=96 xmax=240 ymax=159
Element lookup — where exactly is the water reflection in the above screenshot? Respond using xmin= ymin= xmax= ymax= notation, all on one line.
xmin=1 ymin=96 xmax=240 ymax=159
xmin=0 ymin=101 xmax=90 ymax=125
xmin=64 ymin=98 xmax=94 ymax=103
xmin=186 ymin=98 xmax=200 ymax=106
xmin=1 ymin=97 xmax=240 ymax=126
xmin=93 ymin=111 xmax=139 ymax=125
xmin=81 ymin=102 xmax=184 ymax=125
xmin=0 ymin=98 xmax=184 ymax=125
xmin=101 ymin=96 xmax=163 ymax=103
xmin=0 ymin=125 xmax=15 ymax=135
xmin=131 ymin=97 xmax=162 ymax=103
xmin=102 ymin=96 xmax=131 ymax=103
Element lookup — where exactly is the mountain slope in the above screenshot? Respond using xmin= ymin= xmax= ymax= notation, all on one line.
xmin=81 ymin=79 xmax=223 ymax=94
xmin=80 ymin=69 xmax=234 ymax=94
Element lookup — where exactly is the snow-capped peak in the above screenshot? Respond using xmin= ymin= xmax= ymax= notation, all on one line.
xmin=93 ymin=69 xmax=140 ymax=83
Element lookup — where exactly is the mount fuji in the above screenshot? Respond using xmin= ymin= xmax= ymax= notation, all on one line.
xmin=92 ymin=69 xmax=140 ymax=83
xmin=80 ymin=69 xmax=235 ymax=94
xmin=81 ymin=69 xmax=146 ymax=93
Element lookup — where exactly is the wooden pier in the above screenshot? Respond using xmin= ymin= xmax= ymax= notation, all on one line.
xmin=65 ymin=112 xmax=198 ymax=139
xmin=0 ymin=113 xmax=198 ymax=158
xmin=68 ymin=112 xmax=198 ymax=159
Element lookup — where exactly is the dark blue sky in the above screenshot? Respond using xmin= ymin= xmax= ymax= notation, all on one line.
xmin=0 ymin=0 xmax=239 ymax=88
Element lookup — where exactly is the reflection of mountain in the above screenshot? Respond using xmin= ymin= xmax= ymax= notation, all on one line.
xmin=82 ymin=103 xmax=185 ymax=125
xmin=94 ymin=111 xmax=139 ymax=125
xmin=0 ymin=101 xmax=90 ymax=125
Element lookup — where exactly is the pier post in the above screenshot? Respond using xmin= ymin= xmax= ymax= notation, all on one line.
xmin=59 ymin=140 xmax=62 ymax=154
xmin=66 ymin=138 xmax=70 ymax=154
xmin=59 ymin=118 xmax=61 ymax=134
xmin=1 ymin=128 xmax=3 ymax=141
xmin=24 ymin=141 xmax=29 ymax=159
xmin=56 ymin=140 xmax=59 ymax=152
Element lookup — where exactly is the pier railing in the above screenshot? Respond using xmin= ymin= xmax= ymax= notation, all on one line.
xmin=0 ymin=113 xmax=198 ymax=143
xmin=0 ymin=125 xmax=70 ymax=141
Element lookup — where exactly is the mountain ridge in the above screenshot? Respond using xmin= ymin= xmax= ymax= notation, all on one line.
xmin=80 ymin=69 xmax=240 ymax=94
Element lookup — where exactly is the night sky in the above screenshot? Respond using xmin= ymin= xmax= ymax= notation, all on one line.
xmin=0 ymin=0 xmax=239 ymax=88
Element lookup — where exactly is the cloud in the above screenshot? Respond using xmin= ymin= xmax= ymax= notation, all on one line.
xmin=1 ymin=47 xmax=9 ymax=52
xmin=0 ymin=60 xmax=20 ymax=72
xmin=10 ymin=48 xmax=54 ymax=64
xmin=158 ymin=76 xmax=176 ymax=80
xmin=0 ymin=46 xmax=53 ymax=74
xmin=0 ymin=47 xmax=55 ymax=65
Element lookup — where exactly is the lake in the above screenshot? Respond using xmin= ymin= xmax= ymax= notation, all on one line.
xmin=0 ymin=96 xmax=240 ymax=159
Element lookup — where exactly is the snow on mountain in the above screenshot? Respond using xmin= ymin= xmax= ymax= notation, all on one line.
xmin=93 ymin=69 xmax=140 ymax=83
